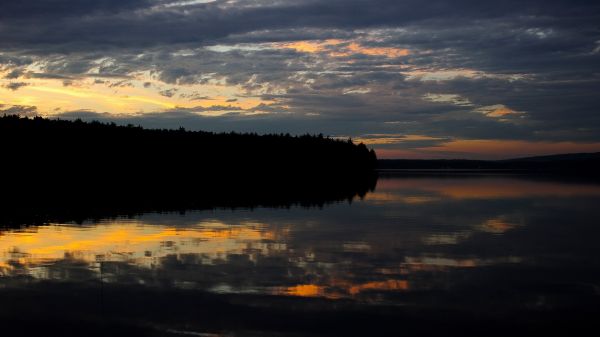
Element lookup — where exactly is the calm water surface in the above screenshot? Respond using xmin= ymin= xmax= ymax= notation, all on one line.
xmin=1 ymin=175 xmax=600 ymax=336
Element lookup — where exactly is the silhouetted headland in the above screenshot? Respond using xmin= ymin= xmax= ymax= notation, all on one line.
xmin=0 ymin=115 xmax=377 ymax=226
xmin=379 ymin=152 xmax=600 ymax=175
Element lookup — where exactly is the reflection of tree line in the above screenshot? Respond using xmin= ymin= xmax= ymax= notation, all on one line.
xmin=0 ymin=115 xmax=378 ymax=226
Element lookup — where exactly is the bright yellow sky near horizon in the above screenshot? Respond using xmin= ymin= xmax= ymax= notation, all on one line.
xmin=0 ymin=71 xmax=272 ymax=116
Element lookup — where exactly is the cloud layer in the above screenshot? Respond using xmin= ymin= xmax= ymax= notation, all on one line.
xmin=1 ymin=0 xmax=600 ymax=158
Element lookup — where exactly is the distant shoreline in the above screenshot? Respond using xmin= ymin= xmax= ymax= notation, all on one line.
xmin=377 ymin=168 xmax=600 ymax=175
xmin=378 ymin=168 xmax=530 ymax=172
xmin=378 ymin=153 xmax=600 ymax=175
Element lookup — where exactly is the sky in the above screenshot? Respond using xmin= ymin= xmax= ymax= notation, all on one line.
xmin=1 ymin=0 xmax=600 ymax=159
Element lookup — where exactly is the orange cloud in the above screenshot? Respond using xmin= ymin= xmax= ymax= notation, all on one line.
xmin=354 ymin=134 xmax=444 ymax=145
xmin=278 ymin=39 xmax=344 ymax=53
xmin=475 ymin=104 xmax=524 ymax=118
xmin=277 ymin=40 xmax=409 ymax=58
xmin=487 ymin=107 xmax=518 ymax=117
xmin=334 ymin=42 xmax=410 ymax=58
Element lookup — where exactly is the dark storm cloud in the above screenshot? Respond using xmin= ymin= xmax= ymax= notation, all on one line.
xmin=0 ymin=0 xmax=152 ymax=19
xmin=0 ymin=0 xmax=597 ymax=50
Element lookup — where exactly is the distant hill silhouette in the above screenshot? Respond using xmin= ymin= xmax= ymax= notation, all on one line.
xmin=0 ymin=115 xmax=377 ymax=226
xmin=379 ymin=152 xmax=600 ymax=174
xmin=503 ymin=152 xmax=600 ymax=163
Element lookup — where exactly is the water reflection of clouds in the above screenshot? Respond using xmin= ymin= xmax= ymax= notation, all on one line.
xmin=0 ymin=216 xmax=420 ymax=300
xmin=0 ymin=221 xmax=284 ymax=277
xmin=363 ymin=191 xmax=440 ymax=204
xmin=373 ymin=177 xmax=600 ymax=200
xmin=278 ymin=279 xmax=410 ymax=299
xmin=402 ymin=256 xmax=523 ymax=269
xmin=423 ymin=217 xmax=522 ymax=246
xmin=1 ymin=176 xmax=599 ymax=304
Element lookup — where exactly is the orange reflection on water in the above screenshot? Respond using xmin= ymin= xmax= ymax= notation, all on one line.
xmin=349 ymin=280 xmax=409 ymax=295
xmin=0 ymin=261 xmax=12 ymax=274
xmin=0 ymin=220 xmax=281 ymax=276
xmin=279 ymin=279 xmax=409 ymax=299
xmin=422 ymin=217 xmax=520 ymax=246
xmin=374 ymin=177 xmax=600 ymax=200
xmin=479 ymin=218 xmax=518 ymax=234
xmin=285 ymin=284 xmax=326 ymax=297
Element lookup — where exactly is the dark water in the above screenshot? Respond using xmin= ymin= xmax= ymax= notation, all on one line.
xmin=1 ymin=175 xmax=600 ymax=336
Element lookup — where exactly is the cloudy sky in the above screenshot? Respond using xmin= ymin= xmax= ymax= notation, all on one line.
xmin=1 ymin=0 xmax=600 ymax=159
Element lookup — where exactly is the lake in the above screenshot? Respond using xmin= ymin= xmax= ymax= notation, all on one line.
xmin=1 ymin=174 xmax=599 ymax=336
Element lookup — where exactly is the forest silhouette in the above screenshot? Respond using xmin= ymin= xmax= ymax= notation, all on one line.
xmin=0 ymin=115 xmax=376 ymax=174
xmin=0 ymin=115 xmax=377 ymax=226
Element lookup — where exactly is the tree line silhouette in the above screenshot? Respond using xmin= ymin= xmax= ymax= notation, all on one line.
xmin=1 ymin=115 xmax=376 ymax=175
xmin=0 ymin=115 xmax=378 ymax=226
